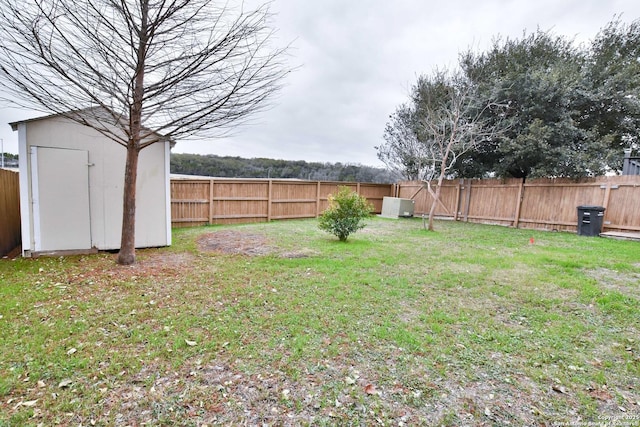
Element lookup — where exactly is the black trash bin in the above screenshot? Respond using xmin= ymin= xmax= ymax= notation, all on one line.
xmin=577 ymin=206 xmax=606 ymax=236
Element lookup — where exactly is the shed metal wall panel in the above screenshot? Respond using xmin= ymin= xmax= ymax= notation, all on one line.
xmin=32 ymin=147 xmax=91 ymax=251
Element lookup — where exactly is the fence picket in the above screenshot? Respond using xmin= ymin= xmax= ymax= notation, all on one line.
xmin=0 ymin=169 xmax=21 ymax=257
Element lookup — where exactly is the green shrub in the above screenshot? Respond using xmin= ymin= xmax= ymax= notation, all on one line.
xmin=318 ymin=186 xmax=374 ymax=241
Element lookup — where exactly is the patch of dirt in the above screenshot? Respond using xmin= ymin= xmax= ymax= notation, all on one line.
xmin=131 ymin=251 xmax=195 ymax=272
xmin=197 ymin=230 xmax=274 ymax=256
xmin=196 ymin=230 xmax=318 ymax=258
xmin=61 ymin=251 xmax=197 ymax=286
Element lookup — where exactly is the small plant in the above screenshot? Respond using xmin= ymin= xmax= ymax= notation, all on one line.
xmin=318 ymin=186 xmax=373 ymax=241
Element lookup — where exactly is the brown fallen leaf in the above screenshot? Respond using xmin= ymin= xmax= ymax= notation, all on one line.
xmin=552 ymin=385 xmax=568 ymax=394
xmin=589 ymin=358 xmax=602 ymax=367
xmin=589 ymin=389 xmax=612 ymax=401
xmin=58 ymin=379 xmax=73 ymax=388
xmin=13 ymin=400 xmax=37 ymax=410
xmin=364 ymin=384 xmax=377 ymax=395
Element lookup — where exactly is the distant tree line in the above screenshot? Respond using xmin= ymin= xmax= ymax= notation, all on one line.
xmin=1 ymin=152 xmax=397 ymax=182
xmin=170 ymin=153 xmax=398 ymax=183
xmin=379 ymin=18 xmax=640 ymax=180
xmin=1 ymin=153 xmax=19 ymax=167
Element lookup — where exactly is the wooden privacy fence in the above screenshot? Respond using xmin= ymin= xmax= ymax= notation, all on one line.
xmin=0 ymin=169 xmax=21 ymax=257
xmin=396 ymin=176 xmax=640 ymax=233
xmin=171 ymin=178 xmax=395 ymax=227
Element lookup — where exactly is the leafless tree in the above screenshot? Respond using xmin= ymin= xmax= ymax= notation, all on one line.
xmin=0 ymin=0 xmax=290 ymax=264
xmin=377 ymin=104 xmax=432 ymax=181
xmin=412 ymin=70 xmax=507 ymax=231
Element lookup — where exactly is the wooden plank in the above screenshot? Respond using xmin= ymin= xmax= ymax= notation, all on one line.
xmin=212 ymin=197 xmax=270 ymax=201
xmin=601 ymin=231 xmax=640 ymax=239
xmin=316 ymin=181 xmax=321 ymax=217
xmin=270 ymin=214 xmax=317 ymax=220
xmin=212 ymin=214 xmax=269 ymax=219
xmin=463 ymin=180 xmax=472 ymax=222
xmin=209 ymin=179 xmax=214 ymax=225
xmin=272 ymin=199 xmax=316 ymax=203
xmin=453 ymin=179 xmax=462 ymax=221
xmin=517 ymin=219 xmax=577 ymax=226
xmin=172 ymin=218 xmax=209 ymax=223
xmin=601 ymin=183 xmax=612 ymax=231
xmin=605 ymin=224 xmax=640 ymax=232
xmin=523 ymin=182 xmax=603 ymax=188
xmin=435 ymin=192 xmax=452 ymax=215
xmin=267 ymin=180 xmax=273 ymax=222
xmin=409 ymin=184 xmax=424 ymax=200
xmin=172 ymin=199 xmax=209 ymax=203
xmin=513 ymin=179 xmax=525 ymax=228
xmin=467 ymin=215 xmax=516 ymax=222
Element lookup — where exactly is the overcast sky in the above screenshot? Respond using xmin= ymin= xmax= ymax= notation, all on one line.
xmin=2 ymin=0 xmax=640 ymax=167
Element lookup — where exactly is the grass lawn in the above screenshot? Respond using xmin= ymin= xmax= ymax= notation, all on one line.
xmin=0 ymin=217 xmax=639 ymax=426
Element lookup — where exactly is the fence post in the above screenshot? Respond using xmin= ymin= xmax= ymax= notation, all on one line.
xmin=209 ymin=179 xmax=215 ymax=225
xmin=316 ymin=181 xmax=321 ymax=217
xmin=602 ymin=183 xmax=612 ymax=210
xmin=463 ymin=179 xmax=472 ymax=222
xmin=601 ymin=182 xmax=613 ymax=231
xmin=267 ymin=179 xmax=273 ymax=222
xmin=513 ymin=178 xmax=525 ymax=228
xmin=453 ymin=179 xmax=462 ymax=221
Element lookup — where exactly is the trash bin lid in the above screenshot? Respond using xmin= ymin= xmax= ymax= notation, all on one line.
xmin=577 ymin=205 xmax=606 ymax=211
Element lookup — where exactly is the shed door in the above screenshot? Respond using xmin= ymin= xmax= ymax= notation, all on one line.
xmin=31 ymin=147 xmax=92 ymax=251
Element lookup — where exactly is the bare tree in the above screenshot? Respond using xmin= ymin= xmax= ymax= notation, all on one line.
xmin=0 ymin=0 xmax=290 ymax=264
xmin=377 ymin=104 xmax=432 ymax=181
xmin=412 ymin=70 xmax=507 ymax=231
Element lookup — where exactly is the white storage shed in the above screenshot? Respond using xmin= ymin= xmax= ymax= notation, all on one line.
xmin=11 ymin=112 xmax=172 ymax=257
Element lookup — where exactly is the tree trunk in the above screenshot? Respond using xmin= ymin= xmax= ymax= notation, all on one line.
xmin=117 ymin=143 xmax=140 ymax=265
xmin=117 ymin=2 xmax=146 ymax=266
xmin=426 ymin=177 xmax=443 ymax=231
xmin=426 ymin=131 xmax=456 ymax=231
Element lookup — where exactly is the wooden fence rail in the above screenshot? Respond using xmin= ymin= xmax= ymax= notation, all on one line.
xmin=171 ymin=178 xmax=395 ymax=227
xmin=396 ymin=176 xmax=640 ymax=234
xmin=0 ymin=169 xmax=21 ymax=257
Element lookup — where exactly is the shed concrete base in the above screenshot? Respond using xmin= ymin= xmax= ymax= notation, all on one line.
xmin=26 ymin=248 xmax=99 ymax=258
